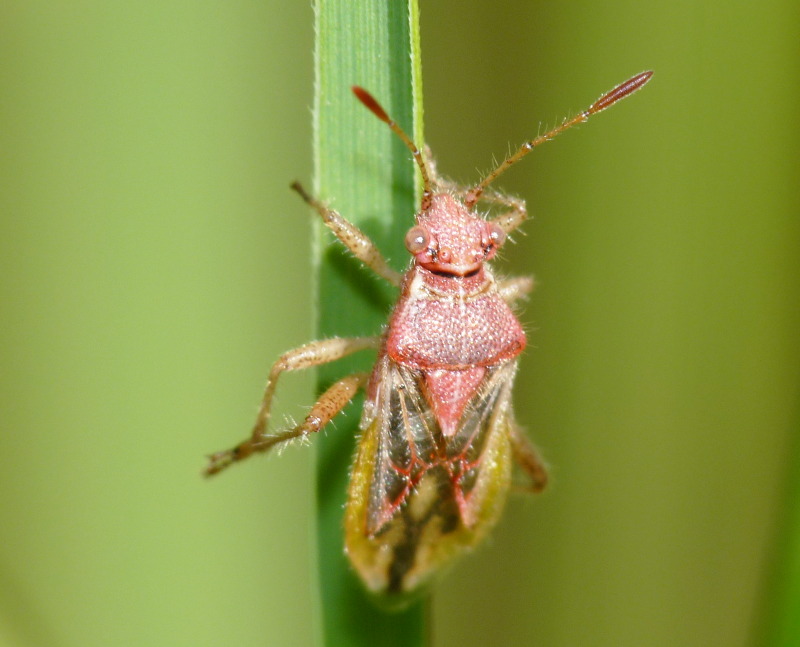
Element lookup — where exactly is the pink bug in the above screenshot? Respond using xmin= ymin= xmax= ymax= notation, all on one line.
xmin=206 ymin=71 xmax=653 ymax=597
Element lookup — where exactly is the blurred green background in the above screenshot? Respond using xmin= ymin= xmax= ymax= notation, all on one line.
xmin=1 ymin=2 xmax=797 ymax=647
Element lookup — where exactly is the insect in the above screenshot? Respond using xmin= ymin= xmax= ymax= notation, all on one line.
xmin=206 ymin=71 xmax=653 ymax=598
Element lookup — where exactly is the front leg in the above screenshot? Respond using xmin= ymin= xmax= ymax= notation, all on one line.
xmin=291 ymin=182 xmax=402 ymax=286
xmin=477 ymin=190 xmax=529 ymax=236
xmin=205 ymin=336 xmax=379 ymax=476
xmin=498 ymin=275 xmax=535 ymax=306
xmin=423 ymin=145 xmax=459 ymax=193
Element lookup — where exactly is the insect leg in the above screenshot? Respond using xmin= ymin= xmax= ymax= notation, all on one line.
xmin=509 ymin=420 xmax=548 ymax=493
xmin=206 ymin=372 xmax=369 ymax=476
xmin=497 ymin=276 xmax=535 ymax=305
xmin=422 ymin=145 xmax=458 ymax=192
xmin=480 ymin=192 xmax=528 ymax=236
xmin=205 ymin=336 xmax=379 ymax=476
xmin=291 ymin=182 xmax=402 ymax=286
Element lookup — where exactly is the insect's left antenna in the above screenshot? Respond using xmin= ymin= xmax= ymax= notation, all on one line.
xmin=465 ymin=70 xmax=653 ymax=207
xmin=352 ymin=86 xmax=433 ymax=208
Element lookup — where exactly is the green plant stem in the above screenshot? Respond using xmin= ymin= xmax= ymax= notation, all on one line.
xmin=312 ymin=1 xmax=427 ymax=646
xmin=761 ymin=420 xmax=800 ymax=646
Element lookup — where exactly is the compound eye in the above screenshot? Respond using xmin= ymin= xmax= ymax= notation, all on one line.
xmin=487 ymin=222 xmax=506 ymax=249
xmin=405 ymin=226 xmax=430 ymax=255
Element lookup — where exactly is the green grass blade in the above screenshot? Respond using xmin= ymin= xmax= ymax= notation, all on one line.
xmin=312 ymin=1 xmax=427 ymax=645
xmin=762 ymin=425 xmax=800 ymax=646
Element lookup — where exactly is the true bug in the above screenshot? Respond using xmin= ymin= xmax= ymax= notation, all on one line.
xmin=206 ymin=71 xmax=653 ymax=597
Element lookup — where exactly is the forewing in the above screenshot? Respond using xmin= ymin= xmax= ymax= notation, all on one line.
xmin=364 ymin=358 xmax=518 ymax=535
xmin=444 ymin=362 xmax=517 ymax=525
xmin=365 ymin=359 xmax=438 ymax=535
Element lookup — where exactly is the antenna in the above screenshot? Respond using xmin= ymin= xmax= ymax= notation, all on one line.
xmin=352 ymin=86 xmax=433 ymax=208
xmin=465 ymin=71 xmax=653 ymax=207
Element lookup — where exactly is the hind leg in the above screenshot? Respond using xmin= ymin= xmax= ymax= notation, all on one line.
xmin=509 ymin=419 xmax=548 ymax=493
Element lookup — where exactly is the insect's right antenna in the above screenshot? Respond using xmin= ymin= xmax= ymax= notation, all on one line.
xmin=465 ymin=71 xmax=653 ymax=207
xmin=352 ymin=86 xmax=433 ymax=209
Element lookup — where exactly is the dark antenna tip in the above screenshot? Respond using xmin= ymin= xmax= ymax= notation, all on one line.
xmin=587 ymin=70 xmax=654 ymax=115
xmin=466 ymin=69 xmax=654 ymax=205
xmin=352 ymin=85 xmax=433 ymax=201
xmin=352 ymin=86 xmax=391 ymax=123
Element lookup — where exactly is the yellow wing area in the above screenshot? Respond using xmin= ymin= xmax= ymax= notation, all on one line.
xmin=344 ymin=357 xmax=517 ymax=597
